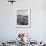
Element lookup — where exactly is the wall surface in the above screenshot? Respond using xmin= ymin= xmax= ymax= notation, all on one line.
xmin=0 ymin=0 xmax=46 ymax=41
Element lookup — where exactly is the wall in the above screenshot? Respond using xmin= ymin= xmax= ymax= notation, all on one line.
xmin=0 ymin=0 xmax=46 ymax=41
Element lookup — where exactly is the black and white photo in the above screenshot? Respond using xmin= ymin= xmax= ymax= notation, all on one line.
xmin=16 ymin=8 xmax=31 ymax=28
xmin=17 ymin=15 xmax=28 ymax=25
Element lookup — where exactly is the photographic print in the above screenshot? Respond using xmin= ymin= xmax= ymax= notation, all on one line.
xmin=16 ymin=8 xmax=31 ymax=28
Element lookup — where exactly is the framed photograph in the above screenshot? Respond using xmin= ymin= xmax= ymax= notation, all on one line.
xmin=16 ymin=8 xmax=31 ymax=28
